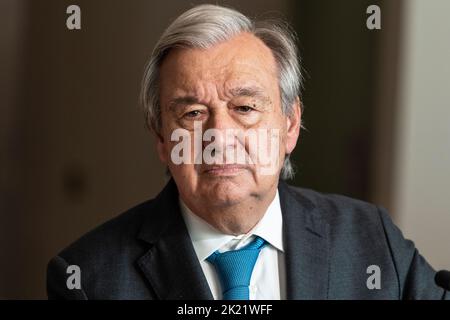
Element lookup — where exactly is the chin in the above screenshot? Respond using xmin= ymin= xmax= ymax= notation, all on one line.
xmin=202 ymin=178 xmax=250 ymax=206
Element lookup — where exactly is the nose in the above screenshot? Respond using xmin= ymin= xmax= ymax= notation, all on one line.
xmin=204 ymin=107 xmax=237 ymax=130
xmin=202 ymin=109 xmax=236 ymax=147
xmin=202 ymin=109 xmax=241 ymax=163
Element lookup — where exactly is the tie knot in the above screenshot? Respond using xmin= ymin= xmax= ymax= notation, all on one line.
xmin=206 ymin=236 xmax=267 ymax=300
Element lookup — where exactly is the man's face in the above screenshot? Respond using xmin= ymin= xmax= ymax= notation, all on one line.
xmin=157 ymin=32 xmax=300 ymax=208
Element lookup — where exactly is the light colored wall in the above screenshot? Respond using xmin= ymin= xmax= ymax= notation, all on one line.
xmin=394 ymin=0 xmax=450 ymax=270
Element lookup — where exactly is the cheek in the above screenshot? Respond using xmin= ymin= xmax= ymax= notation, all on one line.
xmin=242 ymin=117 xmax=285 ymax=168
xmin=169 ymin=164 xmax=200 ymax=193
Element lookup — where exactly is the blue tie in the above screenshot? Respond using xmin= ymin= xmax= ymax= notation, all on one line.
xmin=206 ymin=236 xmax=267 ymax=300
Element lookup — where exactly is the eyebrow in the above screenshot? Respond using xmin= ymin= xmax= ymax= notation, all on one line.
xmin=168 ymin=86 xmax=268 ymax=111
xmin=168 ymin=96 xmax=200 ymax=111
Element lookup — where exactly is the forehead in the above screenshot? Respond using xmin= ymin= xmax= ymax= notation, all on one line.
xmin=159 ymin=32 xmax=279 ymax=94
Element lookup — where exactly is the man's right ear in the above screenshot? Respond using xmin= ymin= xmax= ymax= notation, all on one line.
xmin=155 ymin=132 xmax=169 ymax=164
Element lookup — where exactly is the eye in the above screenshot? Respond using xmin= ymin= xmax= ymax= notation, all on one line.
xmin=235 ymin=105 xmax=254 ymax=113
xmin=183 ymin=110 xmax=202 ymax=118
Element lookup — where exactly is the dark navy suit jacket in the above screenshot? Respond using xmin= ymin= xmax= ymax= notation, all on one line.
xmin=47 ymin=179 xmax=447 ymax=299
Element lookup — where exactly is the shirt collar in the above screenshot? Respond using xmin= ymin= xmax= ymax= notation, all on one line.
xmin=179 ymin=191 xmax=284 ymax=262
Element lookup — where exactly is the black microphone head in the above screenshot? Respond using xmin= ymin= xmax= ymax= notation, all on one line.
xmin=435 ymin=270 xmax=450 ymax=291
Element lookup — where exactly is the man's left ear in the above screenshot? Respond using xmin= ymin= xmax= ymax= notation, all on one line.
xmin=285 ymin=97 xmax=301 ymax=154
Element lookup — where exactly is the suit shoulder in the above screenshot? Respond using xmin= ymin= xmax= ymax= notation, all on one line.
xmin=56 ymin=197 xmax=156 ymax=263
xmin=47 ymin=197 xmax=161 ymax=299
xmin=286 ymin=184 xmax=382 ymax=226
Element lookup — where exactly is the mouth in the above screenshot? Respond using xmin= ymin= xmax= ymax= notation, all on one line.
xmin=201 ymin=164 xmax=249 ymax=176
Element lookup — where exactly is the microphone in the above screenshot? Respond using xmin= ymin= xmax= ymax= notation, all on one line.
xmin=435 ymin=270 xmax=450 ymax=300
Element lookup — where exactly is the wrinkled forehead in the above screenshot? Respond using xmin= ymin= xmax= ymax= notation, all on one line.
xmin=158 ymin=33 xmax=279 ymax=97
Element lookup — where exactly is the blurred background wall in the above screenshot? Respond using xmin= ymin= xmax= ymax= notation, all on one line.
xmin=393 ymin=0 xmax=450 ymax=272
xmin=0 ymin=0 xmax=448 ymax=299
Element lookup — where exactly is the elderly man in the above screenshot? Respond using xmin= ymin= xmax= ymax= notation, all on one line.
xmin=47 ymin=4 xmax=447 ymax=300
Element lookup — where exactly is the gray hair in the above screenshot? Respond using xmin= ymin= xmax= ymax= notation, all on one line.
xmin=141 ymin=4 xmax=303 ymax=180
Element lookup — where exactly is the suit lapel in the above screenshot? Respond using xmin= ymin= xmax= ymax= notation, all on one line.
xmin=279 ymin=181 xmax=330 ymax=299
xmin=136 ymin=179 xmax=213 ymax=300
xmin=136 ymin=179 xmax=330 ymax=300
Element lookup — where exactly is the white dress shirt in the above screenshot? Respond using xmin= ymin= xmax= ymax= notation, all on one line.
xmin=179 ymin=191 xmax=286 ymax=300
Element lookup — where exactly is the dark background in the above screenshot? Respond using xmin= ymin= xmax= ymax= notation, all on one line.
xmin=1 ymin=0 xmax=404 ymax=298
